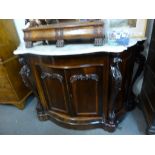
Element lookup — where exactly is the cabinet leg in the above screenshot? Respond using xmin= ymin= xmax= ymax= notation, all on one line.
xmin=94 ymin=38 xmax=103 ymax=46
xmin=25 ymin=41 xmax=33 ymax=48
xmin=36 ymin=102 xmax=48 ymax=121
xmin=56 ymin=40 xmax=64 ymax=47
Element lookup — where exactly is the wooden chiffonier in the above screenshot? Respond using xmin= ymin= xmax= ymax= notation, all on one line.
xmin=0 ymin=20 xmax=31 ymax=109
xmin=14 ymin=40 xmax=144 ymax=131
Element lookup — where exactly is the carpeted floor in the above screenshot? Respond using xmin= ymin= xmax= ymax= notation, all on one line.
xmin=0 ymin=96 xmax=147 ymax=135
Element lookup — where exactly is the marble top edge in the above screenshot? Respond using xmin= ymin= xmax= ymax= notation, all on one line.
xmin=14 ymin=38 xmax=145 ymax=56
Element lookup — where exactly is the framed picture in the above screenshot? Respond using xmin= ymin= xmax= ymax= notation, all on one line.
xmin=106 ymin=19 xmax=147 ymax=38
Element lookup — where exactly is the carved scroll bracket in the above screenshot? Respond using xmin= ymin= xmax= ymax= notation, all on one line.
xmin=108 ymin=57 xmax=122 ymax=125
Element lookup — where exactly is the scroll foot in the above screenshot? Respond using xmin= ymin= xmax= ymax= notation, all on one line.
xmin=56 ymin=40 xmax=64 ymax=47
xmin=94 ymin=38 xmax=103 ymax=46
xmin=25 ymin=41 xmax=33 ymax=48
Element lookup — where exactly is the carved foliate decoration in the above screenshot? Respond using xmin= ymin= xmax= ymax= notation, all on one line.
xmin=41 ymin=72 xmax=63 ymax=82
xmin=70 ymin=74 xmax=99 ymax=83
xmin=19 ymin=57 xmax=40 ymax=97
xmin=111 ymin=57 xmax=122 ymax=85
xmin=19 ymin=57 xmax=25 ymax=65
xmin=20 ymin=65 xmax=31 ymax=77
xmin=19 ymin=57 xmax=31 ymax=87
xmin=108 ymin=57 xmax=122 ymax=125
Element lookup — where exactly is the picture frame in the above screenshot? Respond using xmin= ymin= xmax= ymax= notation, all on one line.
xmin=106 ymin=19 xmax=147 ymax=38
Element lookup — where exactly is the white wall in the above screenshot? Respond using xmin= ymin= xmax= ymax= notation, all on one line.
xmin=14 ymin=19 xmax=25 ymax=44
xmin=144 ymin=19 xmax=154 ymax=57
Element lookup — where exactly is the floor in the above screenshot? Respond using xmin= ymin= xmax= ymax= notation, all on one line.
xmin=0 ymin=96 xmax=147 ymax=135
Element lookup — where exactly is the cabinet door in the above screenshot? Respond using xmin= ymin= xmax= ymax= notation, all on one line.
xmin=36 ymin=66 xmax=69 ymax=114
xmin=66 ymin=65 xmax=105 ymax=117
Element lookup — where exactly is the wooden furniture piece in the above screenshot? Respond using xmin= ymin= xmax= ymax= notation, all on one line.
xmin=23 ymin=20 xmax=104 ymax=48
xmin=0 ymin=19 xmax=31 ymax=109
xmin=14 ymin=40 xmax=144 ymax=131
xmin=139 ymin=21 xmax=155 ymax=134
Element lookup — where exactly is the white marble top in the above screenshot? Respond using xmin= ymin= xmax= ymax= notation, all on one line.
xmin=14 ymin=38 xmax=144 ymax=56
